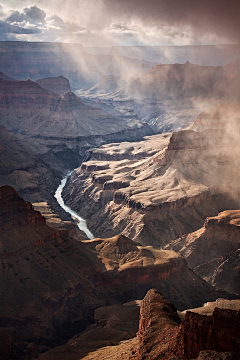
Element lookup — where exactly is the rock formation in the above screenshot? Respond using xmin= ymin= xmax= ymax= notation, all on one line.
xmin=81 ymin=234 xmax=238 ymax=311
xmin=2 ymin=186 xmax=237 ymax=358
xmin=0 ymin=79 xmax=141 ymax=138
xmin=63 ymin=104 xmax=240 ymax=247
xmin=0 ymin=125 xmax=62 ymax=203
xmin=164 ymin=210 xmax=240 ymax=294
xmin=0 ymin=41 xmax=155 ymax=89
xmin=0 ymin=185 xmax=111 ymax=351
xmin=77 ymin=58 xmax=240 ymax=133
xmin=137 ymin=289 xmax=240 ymax=360
xmin=36 ymin=76 xmax=71 ymax=95
xmin=138 ymin=289 xmax=180 ymax=359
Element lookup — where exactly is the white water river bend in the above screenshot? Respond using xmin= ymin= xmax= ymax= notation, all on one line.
xmin=54 ymin=171 xmax=95 ymax=239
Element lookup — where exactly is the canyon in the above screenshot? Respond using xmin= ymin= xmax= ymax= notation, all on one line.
xmin=0 ymin=42 xmax=155 ymax=90
xmin=63 ymin=103 xmax=240 ymax=249
xmin=0 ymin=41 xmax=240 ymax=359
xmin=1 ymin=186 xmax=236 ymax=358
xmin=77 ymin=58 xmax=240 ymax=133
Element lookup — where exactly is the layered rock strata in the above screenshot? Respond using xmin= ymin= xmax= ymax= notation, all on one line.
xmin=164 ymin=210 xmax=240 ymax=294
xmin=2 ymin=186 xmax=237 ymax=357
xmin=63 ymin=104 xmax=240 ymax=247
xmin=137 ymin=289 xmax=240 ymax=360
xmin=0 ymin=186 xmax=111 ymax=348
xmin=0 ymin=41 xmax=155 ymax=89
xmin=81 ymin=234 xmax=238 ymax=311
xmin=36 ymin=76 xmax=71 ymax=95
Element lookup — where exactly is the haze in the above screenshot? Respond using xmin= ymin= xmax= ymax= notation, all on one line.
xmin=0 ymin=0 xmax=239 ymax=46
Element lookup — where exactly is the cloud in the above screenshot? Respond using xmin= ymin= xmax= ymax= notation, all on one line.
xmin=6 ymin=5 xmax=46 ymax=25
xmin=100 ymin=0 xmax=240 ymax=44
xmin=109 ymin=23 xmax=138 ymax=35
xmin=0 ymin=19 xmax=41 ymax=34
xmin=46 ymin=14 xmax=87 ymax=33
xmin=0 ymin=0 xmax=239 ymax=46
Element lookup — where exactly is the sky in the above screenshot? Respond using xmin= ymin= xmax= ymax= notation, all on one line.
xmin=0 ymin=0 xmax=239 ymax=47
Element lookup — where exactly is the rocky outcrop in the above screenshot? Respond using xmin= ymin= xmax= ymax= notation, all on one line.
xmin=0 ymin=125 xmax=64 ymax=203
xmin=0 ymin=71 xmax=16 ymax=81
xmin=0 ymin=79 xmax=126 ymax=138
xmin=164 ymin=210 xmax=240 ymax=294
xmin=137 ymin=290 xmax=240 ymax=360
xmin=175 ymin=308 xmax=240 ymax=359
xmin=82 ymin=234 xmax=238 ymax=311
xmin=0 ymin=185 xmax=112 ymax=350
xmin=36 ymin=76 xmax=71 ymax=95
xmin=63 ymin=104 xmax=240 ymax=247
xmin=0 ymin=78 xmax=60 ymax=107
xmin=2 ymin=186 xmax=237 ymax=358
xmin=138 ymin=289 xmax=180 ymax=360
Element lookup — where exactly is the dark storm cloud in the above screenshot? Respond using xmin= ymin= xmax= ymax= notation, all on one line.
xmin=101 ymin=0 xmax=240 ymax=43
xmin=6 ymin=5 xmax=46 ymax=25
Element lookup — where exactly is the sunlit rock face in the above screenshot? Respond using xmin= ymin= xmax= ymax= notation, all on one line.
xmin=63 ymin=103 xmax=240 ymax=247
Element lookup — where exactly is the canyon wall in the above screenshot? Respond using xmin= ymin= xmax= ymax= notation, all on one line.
xmin=63 ymin=104 xmax=240 ymax=247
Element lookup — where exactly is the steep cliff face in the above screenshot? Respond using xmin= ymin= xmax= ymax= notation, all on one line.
xmin=2 ymin=186 xmax=236 ymax=358
xmin=137 ymin=289 xmax=240 ymax=360
xmin=165 ymin=210 xmax=240 ymax=294
xmin=0 ymin=79 xmax=138 ymax=138
xmin=175 ymin=308 xmax=240 ymax=359
xmin=0 ymin=41 xmax=155 ymax=89
xmin=138 ymin=289 xmax=180 ymax=360
xmin=0 ymin=186 xmax=110 ymax=348
xmin=36 ymin=76 xmax=71 ymax=95
xmin=78 ymin=58 xmax=240 ymax=133
xmin=0 ymin=125 xmax=63 ymax=203
xmin=63 ymin=104 xmax=240 ymax=247
xmin=81 ymin=234 xmax=238 ymax=311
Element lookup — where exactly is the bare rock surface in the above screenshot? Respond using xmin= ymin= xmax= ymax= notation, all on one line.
xmin=0 ymin=79 xmax=143 ymax=139
xmin=77 ymin=59 xmax=240 ymax=133
xmin=81 ymin=234 xmax=238 ymax=311
xmin=137 ymin=290 xmax=240 ymax=360
xmin=0 ymin=125 xmax=63 ymax=203
xmin=165 ymin=210 xmax=240 ymax=294
xmin=2 ymin=186 xmax=237 ymax=358
xmin=0 ymin=185 xmax=113 ymax=349
xmin=63 ymin=104 xmax=240 ymax=247
xmin=36 ymin=76 xmax=71 ymax=95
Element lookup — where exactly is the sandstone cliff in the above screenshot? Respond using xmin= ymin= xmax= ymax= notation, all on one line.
xmin=78 ymin=58 xmax=240 ymax=133
xmin=2 ymin=186 xmax=236 ymax=358
xmin=81 ymin=234 xmax=237 ymax=311
xmin=63 ymin=104 xmax=240 ymax=247
xmin=137 ymin=289 xmax=240 ymax=360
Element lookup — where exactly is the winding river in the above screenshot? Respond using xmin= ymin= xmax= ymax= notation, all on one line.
xmin=54 ymin=171 xmax=95 ymax=239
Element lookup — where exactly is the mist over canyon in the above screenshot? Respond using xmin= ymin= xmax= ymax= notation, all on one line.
xmin=0 ymin=35 xmax=240 ymax=360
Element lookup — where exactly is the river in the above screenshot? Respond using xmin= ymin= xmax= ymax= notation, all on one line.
xmin=54 ymin=171 xmax=95 ymax=239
